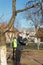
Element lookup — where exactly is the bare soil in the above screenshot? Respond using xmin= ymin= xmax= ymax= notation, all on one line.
xmin=7 ymin=48 xmax=43 ymax=65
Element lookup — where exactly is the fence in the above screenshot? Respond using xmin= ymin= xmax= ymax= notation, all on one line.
xmin=23 ymin=42 xmax=43 ymax=50
xmin=6 ymin=41 xmax=43 ymax=50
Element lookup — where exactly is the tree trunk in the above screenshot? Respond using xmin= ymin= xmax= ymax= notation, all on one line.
xmin=0 ymin=0 xmax=16 ymax=65
xmin=0 ymin=46 xmax=7 ymax=65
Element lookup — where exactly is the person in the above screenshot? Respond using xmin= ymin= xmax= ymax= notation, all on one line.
xmin=12 ymin=37 xmax=18 ymax=65
xmin=15 ymin=33 xmax=27 ymax=65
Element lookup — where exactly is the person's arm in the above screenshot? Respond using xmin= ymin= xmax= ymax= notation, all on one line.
xmin=21 ymin=38 xmax=27 ymax=45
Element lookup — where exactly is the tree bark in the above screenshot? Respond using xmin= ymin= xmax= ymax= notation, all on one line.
xmin=4 ymin=0 xmax=16 ymax=31
xmin=16 ymin=1 xmax=42 ymax=13
xmin=0 ymin=46 xmax=7 ymax=65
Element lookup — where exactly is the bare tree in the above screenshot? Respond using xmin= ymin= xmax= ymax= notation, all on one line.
xmin=24 ymin=0 xmax=43 ymax=31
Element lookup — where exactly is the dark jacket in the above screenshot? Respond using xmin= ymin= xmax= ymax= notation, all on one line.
xmin=17 ymin=36 xmax=27 ymax=51
xmin=17 ymin=36 xmax=26 ymax=46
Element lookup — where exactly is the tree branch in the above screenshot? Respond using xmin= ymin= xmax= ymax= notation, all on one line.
xmin=4 ymin=0 xmax=16 ymax=31
xmin=3 ymin=0 xmax=42 ymax=32
xmin=16 ymin=1 xmax=42 ymax=13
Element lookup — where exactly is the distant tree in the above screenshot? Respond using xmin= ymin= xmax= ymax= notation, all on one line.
xmin=24 ymin=0 xmax=43 ymax=31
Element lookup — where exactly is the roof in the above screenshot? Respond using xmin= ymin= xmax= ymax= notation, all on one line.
xmin=20 ymin=28 xmax=35 ymax=32
xmin=36 ymin=28 xmax=43 ymax=37
xmin=0 ymin=23 xmax=6 ymax=28
xmin=0 ymin=23 xmax=19 ymax=33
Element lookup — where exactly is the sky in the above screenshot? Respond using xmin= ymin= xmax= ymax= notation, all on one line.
xmin=0 ymin=0 xmax=42 ymax=30
xmin=0 ymin=0 xmax=33 ymax=30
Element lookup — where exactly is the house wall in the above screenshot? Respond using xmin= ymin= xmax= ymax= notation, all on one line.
xmin=35 ymin=37 xmax=43 ymax=43
xmin=40 ymin=37 xmax=43 ymax=42
xmin=5 ymin=32 xmax=14 ymax=43
xmin=37 ymin=37 xmax=43 ymax=42
xmin=5 ymin=31 xmax=19 ymax=43
xmin=34 ymin=37 xmax=38 ymax=43
xmin=37 ymin=38 xmax=40 ymax=43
